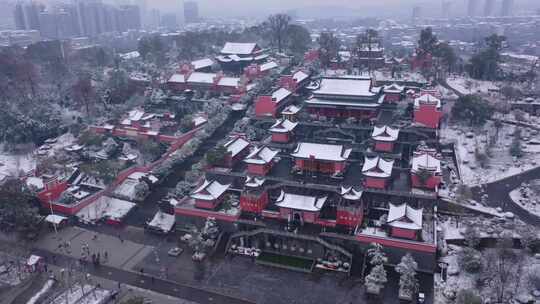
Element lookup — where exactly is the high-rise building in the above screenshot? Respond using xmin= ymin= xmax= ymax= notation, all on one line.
xmin=117 ymin=5 xmax=141 ymax=32
xmin=184 ymin=1 xmax=199 ymax=24
xmin=501 ymin=0 xmax=513 ymax=16
xmin=441 ymin=1 xmax=452 ymax=19
xmin=161 ymin=13 xmax=177 ymax=29
xmin=148 ymin=8 xmax=161 ymax=29
xmin=412 ymin=6 xmax=422 ymax=21
xmin=484 ymin=0 xmax=495 ymax=16
xmin=14 ymin=1 xmax=43 ymax=31
xmin=467 ymin=0 xmax=478 ymax=16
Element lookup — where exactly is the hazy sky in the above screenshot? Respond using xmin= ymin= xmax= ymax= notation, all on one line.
xmin=146 ymin=0 xmax=540 ymax=18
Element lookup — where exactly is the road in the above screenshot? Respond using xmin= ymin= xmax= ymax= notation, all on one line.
xmin=31 ymin=248 xmax=255 ymax=304
xmin=472 ymin=166 xmax=540 ymax=227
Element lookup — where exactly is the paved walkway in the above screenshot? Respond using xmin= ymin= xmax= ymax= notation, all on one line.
xmin=32 ymin=227 xmax=255 ymax=304
xmin=472 ymin=167 xmax=540 ymax=227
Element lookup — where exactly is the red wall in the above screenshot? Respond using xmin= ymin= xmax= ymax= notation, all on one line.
xmin=247 ymin=163 xmax=271 ymax=176
xmin=307 ymin=107 xmax=377 ymax=119
xmin=375 ymin=141 xmax=394 ymax=152
xmin=356 ymin=234 xmax=436 ymax=253
xmin=364 ymin=177 xmax=388 ymax=189
xmin=391 ymin=227 xmax=418 ymax=240
xmin=195 ymin=198 xmax=221 ymax=210
xmin=271 ymin=132 xmax=290 ymax=143
xmin=336 ymin=208 xmax=364 ymax=228
xmin=384 ymin=93 xmax=401 ymax=103
xmin=38 ymin=181 xmax=69 ymax=203
xmin=296 ymin=159 xmax=343 ymax=174
xmin=255 ymin=96 xmax=277 ymax=117
xmin=240 ymin=191 xmax=268 ymax=213
xmin=279 ymin=76 xmax=298 ymax=92
xmin=411 ymin=174 xmax=441 ymax=189
xmin=414 ymin=105 xmax=442 ymax=129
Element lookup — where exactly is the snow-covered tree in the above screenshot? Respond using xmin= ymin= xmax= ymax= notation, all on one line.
xmin=134 ymin=181 xmax=150 ymax=201
xmin=365 ymin=264 xmax=387 ymax=294
xmin=367 ymin=243 xmax=388 ymax=266
xmin=395 ymin=253 xmax=418 ymax=299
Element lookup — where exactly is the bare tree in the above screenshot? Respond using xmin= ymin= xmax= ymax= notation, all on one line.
xmin=267 ymin=14 xmax=291 ymax=53
xmin=483 ymin=235 xmax=522 ymax=303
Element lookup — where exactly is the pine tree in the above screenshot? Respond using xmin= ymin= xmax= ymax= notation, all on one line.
xmin=396 ymin=253 xmax=419 ymax=299
xmin=365 ymin=264 xmax=387 ymax=293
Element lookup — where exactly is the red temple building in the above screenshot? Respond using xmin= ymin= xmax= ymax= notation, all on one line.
xmin=305 ymin=76 xmax=385 ymax=118
xmin=280 ymin=105 xmax=302 ymax=122
xmin=240 ymin=176 xmax=269 ymax=214
xmin=255 ymin=88 xmax=293 ymax=118
xmin=291 ymin=142 xmax=352 ymax=175
xmin=275 ymin=191 xmax=328 ymax=225
xmin=269 ymin=119 xmax=298 ymax=143
xmin=223 ymin=137 xmax=251 ymax=168
xmin=371 ymin=125 xmax=400 ymax=152
xmin=411 ymin=146 xmax=442 ymax=190
xmin=216 ymin=42 xmax=267 ymax=72
xmin=382 ymin=83 xmax=405 ymax=103
xmin=414 ymin=94 xmax=442 ymax=129
xmin=362 ymin=156 xmax=395 ymax=189
xmin=279 ymin=70 xmax=310 ymax=92
xmin=191 ymin=179 xmax=231 ymax=210
xmin=387 ymin=203 xmax=423 ymax=241
xmin=337 ymin=187 xmax=364 ymax=228
xmin=243 ymin=146 xmax=279 ymax=176
xmin=355 ymin=43 xmax=385 ymax=69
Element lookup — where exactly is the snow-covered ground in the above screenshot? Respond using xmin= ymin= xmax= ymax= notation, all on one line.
xmin=27 ymin=279 xmax=55 ymax=304
xmin=76 ymin=196 xmax=136 ymax=224
xmin=509 ymin=183 xmax=540 ymax=217
xmin=0 ymin=147 xmax=36 ymax=182
xmin=436 ymin=245 xmax=540 ymax=304
xmin=50 ymin=284 xmax=112 ymax=304
xmin=446 ymin=76 xmax=500 ymax=95
xmin=147 ymin=211 xmax=175 ymax=233
xmin=441 ymin=122 xmax=540 ymax=186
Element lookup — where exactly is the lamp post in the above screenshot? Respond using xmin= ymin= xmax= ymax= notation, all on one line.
xmin=46 ymin=192 xmax=58 ymax=237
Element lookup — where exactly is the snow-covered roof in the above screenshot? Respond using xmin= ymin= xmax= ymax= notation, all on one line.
xmin=269 ymin=119 xmax=298 ymax=133
xmin=191 ymin=180 xmax=230 ymax=201
xmin=271 ymin=88 xmax=292 ymax=104
xmin=45 ymin=214 xmax=67 ymax=225
xmin=275 ymin=190 xmax=327 ymax=212
xmin=244 ymin=146 xmax=279 ymax=165
xmin=77 ymin=196 xmax=136 ymax=222
xmin=260 ymin=61 xmax=278 ymax=71
xmin=383 ymin=83 xmax=405 ymax=93
xmin=27 ymin=255 xmax=41 ymax=266
xmin=414 ymin=93 xmax=441 ymax=108
xmin=362 ymin=156 xmax=394 ymax=178
xmin=411 ymin=152 xmax=441 ymax=174
xmin=305 ymin=96 xmax=383 ymax=108
xmin=26 ymin=177 xmax=44 ymax=190
xmin=281 ymin=105 xmax=302 ymax=115
xmin=245 ymin=176 xmax=265 ymax=188
xmin=224 ymin=137 xmax=250 ymax=157
xmin=291 ymin=142 xmax=352 ymax=162
xmin=168 ymin=74 xmax=186 ymax=83
xmin=218 ymin=77 xmax=240 ymax=87
xmin=191 ymin=58 xmax=214 ymax=70
xmin=119 ymin=51 xmax=140 ymax=60
xmin=312 ymin=77 xmax=376 ymax=98
xmin=147 ymin=211 xmax=175 ymax=233
xmin=187 ymin=72 xmax=216 ymax=84
xmin=293 ymin=70 xmax=310 ymax=83
xmin=128 ymin=172 xmax=158 ymax=184
xmin=387 ymin=203 xmax=423 ymax=230
xmin=128 ymin=109 xmax=145 ymax=121
xmin=372 ymin=125 xmax=400 ymax=142
xmin=221 ymin=42 xmax=258 ymax=55
xmin=340 ymin=186 xmax=363 ymax=201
